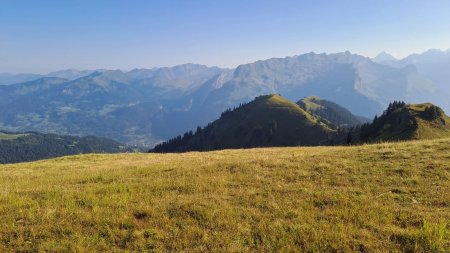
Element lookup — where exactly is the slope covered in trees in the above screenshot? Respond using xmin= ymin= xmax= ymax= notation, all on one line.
xmin=152 ymin=94 xmax=332 ymax=152
xmin=297 ymin=96 xmax=369 ymax=128
xmin=0 ymin=131 xmax=130 ymax=163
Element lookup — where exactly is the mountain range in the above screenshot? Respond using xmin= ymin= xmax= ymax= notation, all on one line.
xmin=0 ymin=50 xmax=449 ymax=146
xmin=372 ymin=49 xmax=450 ymax=111
xmin=0 ymin=69 xmax=99 ymax=86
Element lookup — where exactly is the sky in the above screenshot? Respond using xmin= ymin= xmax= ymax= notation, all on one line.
xmin=1 ymin=0 xmax=450 ymax=73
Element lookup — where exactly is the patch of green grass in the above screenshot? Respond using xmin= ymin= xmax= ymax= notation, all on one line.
xmin=0 ymin=138 xmax=449 ymax=251
xmin=415 ymin=118 xmax=450 ymax=140
xmin=300 ymin=96 xmax=325 ymax=111
xmin=408 ymin=103 xmax=434 ymax=112
xmin=0 ymin=132 xmax=27 ymax=140
xmin=262 ymin=94 xmax=323 ymax=125
xmin=416 ymin=221 xmax=449 ymax=252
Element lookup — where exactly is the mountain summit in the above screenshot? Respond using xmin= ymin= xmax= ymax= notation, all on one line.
xmin=152 ymin=94 xmax=332 ymax=152
xmin=372 ymin=51 xmax=398 ymax=64
xmin=349 ymin=102 xmax=450 ymax=143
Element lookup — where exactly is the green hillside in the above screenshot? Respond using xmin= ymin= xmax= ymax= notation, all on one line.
xmin=153 ymin=94 xmax=332 ymax=152
xmin=354 ymin=101 xmax=450 ymax=143
xmin=0 ymin=131 xmax=130 ymax=163
xmin=297 ymin=96 xmax=368 ymax=128
xmin=0 ymin=138 xmax=449 ymax=252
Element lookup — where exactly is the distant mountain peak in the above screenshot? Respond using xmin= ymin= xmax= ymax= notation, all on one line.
xmin=46 ymin=69 xmax=98 ymax=80
xmin=423 ymin=48 xmax=445 ymax=54
xmin=373 ymin=51 xmax=398 ymax=63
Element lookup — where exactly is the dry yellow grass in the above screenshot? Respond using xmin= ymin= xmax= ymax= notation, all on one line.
xmin=0 ymin=138 xmax=449 ymax=252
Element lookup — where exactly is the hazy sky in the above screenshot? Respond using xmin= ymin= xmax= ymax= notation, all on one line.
xmin=1 ymin=0 xmax=450 ymax=73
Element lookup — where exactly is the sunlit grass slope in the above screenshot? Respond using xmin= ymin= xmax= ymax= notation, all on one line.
xmin=409 ymin=103 xmax=450 ymax=140
xmin=1 ymin=139 xmax=449 ymax=252
xmin=297 ymin=96 xmax=368 ymax=127
xmin=0 ymin=132 xmax=27 ymax=140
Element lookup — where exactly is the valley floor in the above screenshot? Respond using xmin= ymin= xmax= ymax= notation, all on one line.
xmin=0 ymin=139 xmax=449 ymax=252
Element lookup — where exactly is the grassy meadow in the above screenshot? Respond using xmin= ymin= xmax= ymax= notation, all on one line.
xmin=0 ymin=138 xmax=449 ymax=252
